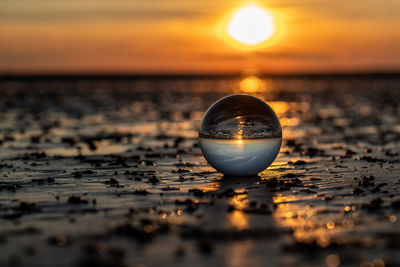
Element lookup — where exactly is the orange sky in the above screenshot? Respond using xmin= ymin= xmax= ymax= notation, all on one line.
xmin=1 ymin=0 xmax=400 ymax=74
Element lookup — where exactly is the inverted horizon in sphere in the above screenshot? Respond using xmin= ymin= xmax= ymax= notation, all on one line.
xmin=200 ymin=137 xmax=281 ymax=176
xmin=199 ymin=94 xmax=282 ymax=176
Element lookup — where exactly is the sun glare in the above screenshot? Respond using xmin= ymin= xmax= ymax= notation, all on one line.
xmin=239 ymin=76 xmax=265 ymax=93
xmin=226 ymin=4 xmax=275 ymax=46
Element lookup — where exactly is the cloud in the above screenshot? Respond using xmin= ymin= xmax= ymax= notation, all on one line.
xmin=0 ymin=8 xmax=207 ymax=22
xmin=196 ymin=51 xmax=333 ymax=61
xmin=255 ymin=51 xmax=333 ymax=60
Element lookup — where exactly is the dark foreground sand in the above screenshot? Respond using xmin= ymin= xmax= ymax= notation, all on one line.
xmin=0 ymin=76 xmax=399 ymax=267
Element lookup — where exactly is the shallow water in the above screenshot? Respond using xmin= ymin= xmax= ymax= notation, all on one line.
xmin=0 ymin=75 xmax=400 ymax=267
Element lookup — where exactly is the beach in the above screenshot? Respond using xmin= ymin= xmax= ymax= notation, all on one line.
xmin=0 ymin=75 xmax=400 ymax=266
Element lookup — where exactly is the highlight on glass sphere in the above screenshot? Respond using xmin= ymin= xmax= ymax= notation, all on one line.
xmin=199 ymin=94 xmax=282 ymax=176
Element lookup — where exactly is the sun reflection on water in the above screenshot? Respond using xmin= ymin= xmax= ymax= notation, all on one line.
xmin=230 ymin=210 xmax=248 ymax=230
xmin=239 ymin=76 xmax=267 ymax=93
xmin=273 ymin=194 xmax=360 ymax=247
xmin=229 ymin=193 xmax=249 ymax=230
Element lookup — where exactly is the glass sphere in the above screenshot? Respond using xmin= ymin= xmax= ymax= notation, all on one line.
xmin=199 ymin=94 xmax=282 ymax=176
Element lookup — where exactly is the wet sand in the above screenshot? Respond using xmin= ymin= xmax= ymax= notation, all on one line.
xmin=0 ymin=75 xmax=399 ymax=267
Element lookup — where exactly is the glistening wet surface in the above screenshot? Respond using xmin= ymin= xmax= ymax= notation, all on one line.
xmin=0 ymin=75 xmax=400 ymax=267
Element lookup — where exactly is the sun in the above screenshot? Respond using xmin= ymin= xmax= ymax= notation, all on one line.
xmin=226 ymin=4 xmax=275 ymax=46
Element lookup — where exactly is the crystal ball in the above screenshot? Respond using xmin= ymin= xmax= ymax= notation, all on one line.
xmin=199 ymin=94 xmax=282 ymax=176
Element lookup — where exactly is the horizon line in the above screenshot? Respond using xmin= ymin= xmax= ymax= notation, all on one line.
xmin=2 ymin=70 xmax=400 ymax=80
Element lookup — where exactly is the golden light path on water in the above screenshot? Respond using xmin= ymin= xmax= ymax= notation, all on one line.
xmin=239 ymin=76 xmax=266 ymax=93
xmin=196 ymin=77 xmax=375 ymax=265
xmin=210 ymin=76 xmax=355 ymax=261
xmin=229 ymin=193 xmax=249 ymax=230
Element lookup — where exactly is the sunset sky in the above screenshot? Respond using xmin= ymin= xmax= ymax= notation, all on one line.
xmin=1 ymin=0 xmax=400 ymax=74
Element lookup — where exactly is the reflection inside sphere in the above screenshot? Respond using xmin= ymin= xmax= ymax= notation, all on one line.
xmin=199 ymin=94 xmax=282 ymax=176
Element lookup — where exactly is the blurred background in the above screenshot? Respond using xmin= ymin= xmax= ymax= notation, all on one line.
xmin=1 ymin=0 xmax=400 ymax=75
